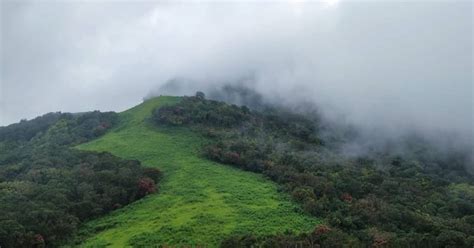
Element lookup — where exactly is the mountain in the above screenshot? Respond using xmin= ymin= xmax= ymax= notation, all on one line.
xmin=76 ymin=96 xmax=318 ymax=246
xmin=1 ymin=94 xmax=473 ymax=247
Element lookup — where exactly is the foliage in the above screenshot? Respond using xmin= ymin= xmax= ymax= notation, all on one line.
xmin=76 ymin=96 xmax=318 ymax=247
xmin=154 ymin=94 xmax=474 ymax=247
xmin=4 ymin=94 xmax=472 ymax=247
xmin=0 ymin=111 xmax=159 ymax=247
xmin=153 ymin=95 xmax=251 ymax=127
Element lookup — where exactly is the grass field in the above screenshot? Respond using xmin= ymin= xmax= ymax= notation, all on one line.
xmin=76 ymin=96 xmax=320 ymax=247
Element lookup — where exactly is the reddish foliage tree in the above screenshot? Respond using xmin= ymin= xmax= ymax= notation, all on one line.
xmin=138 ymin=177 xmax=156 ymax=197
xmin=341 ymin=193 xmax=353 ymax=203
xmin=372 ymin=234 xmax=389 ymax=247
xmin=313 ymin=225 xmax=332 ymax=236
xmin=100 ymin=122 xmax=110 ymax=129
xmin=32 ymin=234 xmax=45 ymax=247
xmin=34 ymin=234 xmax=44 ymax=243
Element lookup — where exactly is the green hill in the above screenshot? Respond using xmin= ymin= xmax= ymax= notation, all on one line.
xmin=76 ymin=96 xmax=319 ymax=247
xmin=3 ymin=94 xmax=471 ymax=247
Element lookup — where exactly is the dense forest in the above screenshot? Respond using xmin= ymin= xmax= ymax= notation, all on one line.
xmin=0 ymin=111 xmax=161 ymax=247
xmin=153 ymin=93 xmax=474 ymax=247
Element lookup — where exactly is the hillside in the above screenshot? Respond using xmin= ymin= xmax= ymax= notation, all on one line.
xmin=76 ymin=96 xmax=319 ymax=247
xmin=1 ymin=94 xmax=472 ymax=247
xmin=149 ymin=94 xmax=474 ymax=247
xmin=0 ymin=110 xmax=162 ymax=247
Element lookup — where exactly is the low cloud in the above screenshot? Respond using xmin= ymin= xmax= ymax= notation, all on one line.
xmin=1 ymin=1 xmax=472 ymax=151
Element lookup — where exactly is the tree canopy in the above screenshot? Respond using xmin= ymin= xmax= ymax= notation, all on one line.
xmin=154 ymin=94 xmax=474 ymax=247
xmin=0 ymin=111 xmax=161 ymax=247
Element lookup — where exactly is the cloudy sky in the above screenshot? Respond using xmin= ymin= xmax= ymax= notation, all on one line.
xmin=1 ymin=0 xmax=472 ymax=142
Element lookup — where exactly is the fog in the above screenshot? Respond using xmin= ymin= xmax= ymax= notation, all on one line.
xmin=1 ymin=1 xmax=472 ymax=150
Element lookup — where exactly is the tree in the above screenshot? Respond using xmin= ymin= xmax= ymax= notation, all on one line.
xmin=195 ymin=91 xmax=206 ymax=100
xmin=138 ymin=177 xmax=157 ymax=197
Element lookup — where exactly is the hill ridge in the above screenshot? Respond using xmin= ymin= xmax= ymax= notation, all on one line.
xmin=77 ymin=96 xmax=319 ymax=247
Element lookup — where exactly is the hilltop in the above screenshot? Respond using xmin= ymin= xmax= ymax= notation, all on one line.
xmin=1 ymin=94 xmax=473 ymax=247
xmin=75 ymin=96 xmax=319 ymax=246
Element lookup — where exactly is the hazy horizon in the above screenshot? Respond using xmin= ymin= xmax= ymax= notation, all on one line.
xmin=1 ymin=0 xmax=472 ymax=148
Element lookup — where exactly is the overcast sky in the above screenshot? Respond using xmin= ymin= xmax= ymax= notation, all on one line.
xmin=1 ymin=0 xmax=472 ymax=143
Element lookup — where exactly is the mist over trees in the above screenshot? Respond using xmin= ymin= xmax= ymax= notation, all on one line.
xmin=153 ymin=93 xmax=474 ymax=247
xmin=1 ymin=0 xmax=472 ymax=246
xmin=2 ymin=1 xmax=471 ymax=149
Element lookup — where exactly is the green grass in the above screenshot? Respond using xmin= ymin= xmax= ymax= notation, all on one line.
xmin=76 ymin=96 xmax=320 ymax=247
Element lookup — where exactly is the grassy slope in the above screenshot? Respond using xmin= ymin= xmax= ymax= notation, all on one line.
xmin=77 ymin=96 xmax=319 ymax=247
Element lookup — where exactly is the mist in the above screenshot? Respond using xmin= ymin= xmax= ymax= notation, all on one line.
xmin=1 ymin=1 xmax=472 ymax=153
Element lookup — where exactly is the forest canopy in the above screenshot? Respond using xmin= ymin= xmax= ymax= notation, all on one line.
xmin=0 ymin=111 xmax=161 ymax=247
xmin=153 ymin=93 xmax=474 ymax=247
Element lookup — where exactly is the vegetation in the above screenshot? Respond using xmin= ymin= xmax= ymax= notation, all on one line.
xmin=76 ymin=96 xmax=318 ymax=247
xmin=0 ymin=111 xmax=160 ymax=247
xmin=153 ymin=93 xmax=474 ymax=247
xmin=3 ymin=93 xmax=472 ymax=247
